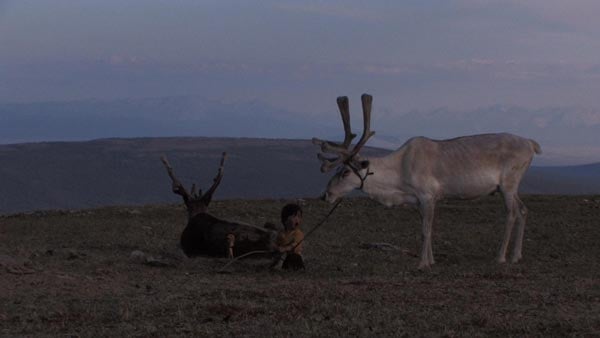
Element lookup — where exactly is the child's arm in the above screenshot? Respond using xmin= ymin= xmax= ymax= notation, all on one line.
xmin=277 ymin=230 xmax=304 ymax=254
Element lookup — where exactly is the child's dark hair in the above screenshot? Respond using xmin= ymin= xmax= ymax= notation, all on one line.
xmin=281 ymin=203 xmax=303 ymax=224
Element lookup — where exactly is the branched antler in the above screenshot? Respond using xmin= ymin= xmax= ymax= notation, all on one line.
xmin=161 ymin=155 xmax=191 ymax=203
xmin=350 ymin=94 xmax=376 ymax=158
xmin=201 ymin=152 xmax=227 ymax=204
xmin=313 ymin=94 xmax=376 ymax=172
xmin=161 ymin=152 xmax=227 ymax=214
xmin=312 ymin=96 xmax=356 ymax=156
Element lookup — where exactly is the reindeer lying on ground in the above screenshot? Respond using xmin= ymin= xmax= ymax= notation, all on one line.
xmin=161 ymin=153 xmax=277 ymax=258
xmin=313 ymin=94 xmax=541 ymax=269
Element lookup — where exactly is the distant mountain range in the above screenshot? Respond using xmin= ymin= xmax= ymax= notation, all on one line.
xmin=0 ymin=137 xmax=598 ymax=214
xmin=1 ymin=96 xmax=600 ymax=165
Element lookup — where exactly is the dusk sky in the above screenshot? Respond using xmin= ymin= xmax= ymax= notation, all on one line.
xmin=1 ymin=1 xmax=600 ymax=163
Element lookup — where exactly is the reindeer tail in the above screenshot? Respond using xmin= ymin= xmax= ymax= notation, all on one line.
xmin=530 ymin=139 xmax=542 ymax=155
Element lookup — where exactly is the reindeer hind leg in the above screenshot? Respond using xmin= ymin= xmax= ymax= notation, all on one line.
xmin=418 ymin=199 xmax=436 ymax=269
xmin=497 ymin=188 xmax=518 ymax=264
xmin=511 ymin=196 xmax=528 ymax=263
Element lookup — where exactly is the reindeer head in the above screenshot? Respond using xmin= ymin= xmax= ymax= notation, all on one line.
xmin=313 ymin=94 xmax=375 ymax=203
xmin=161 ymin=153 xmax=227 ymax=219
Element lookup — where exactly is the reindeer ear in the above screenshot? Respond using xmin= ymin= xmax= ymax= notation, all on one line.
xmin=359 ymin=160 xmax=370 ymax=169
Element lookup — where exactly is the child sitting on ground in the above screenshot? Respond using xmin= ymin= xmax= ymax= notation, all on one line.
xmin=271 ymin=203 xmax=305 ymax=270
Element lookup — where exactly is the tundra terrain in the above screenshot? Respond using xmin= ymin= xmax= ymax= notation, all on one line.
xmin=1 ymin=196 xmax=598 ymax=336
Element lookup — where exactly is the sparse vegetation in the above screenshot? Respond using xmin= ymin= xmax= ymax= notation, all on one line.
xmin=1 ymin=196 xmax=598 ymax=336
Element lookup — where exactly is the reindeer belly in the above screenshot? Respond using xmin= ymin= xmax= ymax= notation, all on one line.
xmin=231 ymin=231 xmax=273 ymax=256
xmin=180 ymin=214 xmax=275 ymax=258
xmin=371 ymin=191 xmax=418 ymax=207
xmin=442 ymin=171 xmax=500 ymax=199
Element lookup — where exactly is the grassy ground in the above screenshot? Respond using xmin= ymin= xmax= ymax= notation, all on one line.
xmin=1 ymin=196 xmax=599 ymax=337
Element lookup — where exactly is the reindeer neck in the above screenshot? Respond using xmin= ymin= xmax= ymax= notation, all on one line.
xmin=186 ymin=202 xmax=209 ymax=219
xmin=360 ymin=153 xmax=408 ymax=204
xmin=188 ymin=210 xmax=204 ymax=219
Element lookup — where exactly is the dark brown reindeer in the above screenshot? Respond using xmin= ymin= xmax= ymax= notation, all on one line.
xmin=161 ymin=153 xmax=277 ymax=258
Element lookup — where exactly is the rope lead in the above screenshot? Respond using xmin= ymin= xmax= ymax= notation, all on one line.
xmin=217 ymin=199 xmax=343 ymax=272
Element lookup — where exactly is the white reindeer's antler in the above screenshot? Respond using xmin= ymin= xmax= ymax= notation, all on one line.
xmin=313 ymin=94 xmax=375 ymax=172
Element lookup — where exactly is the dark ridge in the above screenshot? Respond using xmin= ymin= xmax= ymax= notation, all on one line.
xmin=0 ymin=137 xmax=597 ymax=214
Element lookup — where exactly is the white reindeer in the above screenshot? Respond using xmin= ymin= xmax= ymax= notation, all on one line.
xmin=313 ymin=94 xmax=541 ymax=269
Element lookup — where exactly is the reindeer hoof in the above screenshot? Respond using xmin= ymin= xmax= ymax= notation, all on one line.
xmin=418 ymin=262 xmax=431 ymax=270
xmin=510 ymin=255 xmax=522 ymax=263
xmin=497 ymin=257 xmax=507 ymax=264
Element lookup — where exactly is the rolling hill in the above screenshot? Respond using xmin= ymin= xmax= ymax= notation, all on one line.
xmin=0 ymin=137 xmax=598 ymax=214
xmin=2 ymin=97 xmax=600 ymax=166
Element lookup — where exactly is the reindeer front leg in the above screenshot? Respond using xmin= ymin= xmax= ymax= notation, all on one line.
xmin=226 ymin=234 xmax=235 ymax=259
xmin=511 ymin=196 xmax=528 ymax=263
xmin=418 ymin=199 xmax=436 ymax=269
xmin=497 ymin=194 xmax=518 ymax=264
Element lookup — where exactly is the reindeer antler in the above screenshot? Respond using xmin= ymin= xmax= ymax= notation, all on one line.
xmin=313 ymin=94 xmax=375 ymax=173
xmin=161 ymin=152 xmax=227 ymax=208
xmin=312 ymin=96 xmax=357 ymax=155
xmin=161 ymin=155 xmax=191 ymax=203
xmin=201 ymin=152 xmax=227 ymax=204
xmin=350 ymin=94 xmax=376 ymax=158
